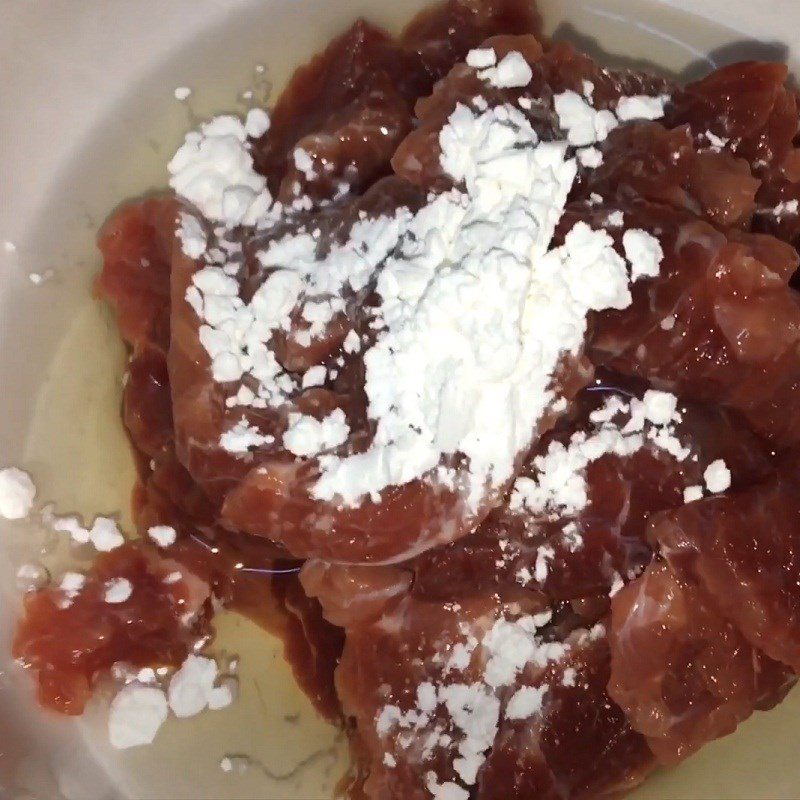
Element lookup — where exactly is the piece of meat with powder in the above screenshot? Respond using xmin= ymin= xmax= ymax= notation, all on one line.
xmin=14 ymin=546 xmax=211 ymax=715
xmin=252 ymin=0 xmax=541 ymax=199
xmin=651 ymin=450 xmax=800 ymax=671
xmin=327 ymin=582 xmax=651 ymax=800
xmin=411 ymin=382 xmax=772 ymax=606
xmin=662 ymin=61 xmax=800 ymax=257
xmin=168 ymin=179 xmax=484 ymax=564
xmin=393 ymin=37 xmax=671 ymax=191
xmin=577 ymin=122 xmax=760 ymax=229
xmin=553 ymin=201 xmax=800 ymax=447
xmin=665 ymin=61 xmax=800 ymax=184
xmin=480 ymin=635 xmax=654 ymax=800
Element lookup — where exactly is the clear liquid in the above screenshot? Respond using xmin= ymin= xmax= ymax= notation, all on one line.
xmin=20 ymin=300 xmax=348 ymax=799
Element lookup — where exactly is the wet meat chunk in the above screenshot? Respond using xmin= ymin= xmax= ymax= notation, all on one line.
xmin=554 ymin=201 xmax=800 ymax=447
xmin=252 ymin=0 xmax=541 ymax=199
xmin=13 ymin=546 xmax=211 ymax=715
xmin=652 ymin=451 xmax=800 ymax=671
xmin=411 ymin=383 xmax=772 ymax=607
xmin=96 ymin=196 xmax=178 ymax=351
xmin=608 ymin=560 xmax=793 ymax=764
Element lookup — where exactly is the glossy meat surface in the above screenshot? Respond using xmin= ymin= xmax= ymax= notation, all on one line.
xmin=652 ymin=452 xmax=800 ymax=671
xmin=13 ymin=546 xmax=211 ymax=715
xmin=20 ymin=6 xmax=800 ymax=799
xmin=608 ymin=560 xmax=793 ymax=764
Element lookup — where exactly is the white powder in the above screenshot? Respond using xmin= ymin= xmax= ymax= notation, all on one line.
xmin=606 ymin=210 xmax=624 ymax=228
xmin=48 ymin=509 xmax=123 ymax=551
xmin=623 ymin=229 xmax=664 ymax=281
xmin=136 ymin=668 xmax=157 ymax=684
xmin=16 ymin=562 xmax=48 ymax=592
xmin=190 ymin=208 xmax=410 ymax=404
xmin=704 ymin=130 xmax=729 ymax=151
xmin=315 ymin=102 xmax=634 ymax=510
xmin=465 ymin=48 xmax=497 ymax=69
xmin=50 ymin=514 xmax=119 ymax=551
xmin=511 ymin=390 xmax=686 ymax=517
xmin=638 ymin=388 xmax=677 ymax=425
xmin=3 ymin=240 xmax=16 ymax=253
xmin=104 ymin=578 xmax=133 ymax=604
xmin=505 ymin=684 xmax=548 ymax=720
xmin=446 ymin=638 xmax=478 ymax=673
xmin=219 ymin=419 xmax=274 ymax=453
xmin=578 ymin=146 xmax=603 ymax=168
xmin=293 ymin=147 xmax=316 ymax=179
xmin=482 ymin=613 xmax=561 ymax=688
xmin=477 ymin=51 xmax=533 ymax=89
xmin=168 ymin=655 xmax=220 ymax=718
xmin=207 ymin=679 xmax=236 ymax=711
xmin=554 ymin=90 xmax=618 ymax=146
xmin=302 ymin=365 xmax=327 ymax=388
xmin=534 ymin=545 xmax=554 ymax=583
xmin=283 ymin=409 xmax=350 ymax=457
xmin=0 ymin=467 xmax=36 ymax=519
xmin=615 ymin=94 xmax=668 ymax=121
xmin=173 ymin=86 xmax=192 ymax=101
xmin=426 ymin=773 xmax=469 ymax=800
xmin=774 ymin=199 xmax=800 ymax=217
xmin=90 ymin=517 xmax=125 ymax=551
xmin=51 ymin=514 xmax=89 ymax=543
xmin=168 ymin=115 xmax=272 ymax=228
xmin=57 ymin=571 xmax=86 ymax=608
xmin=562 ymin=667 xmax=577 ymax=687
xmin=178 ymin=213 xmax=207 ymax=259
xmin=148 ymin=525 xmax=177 ymax=548
xmin=28 ymin=270 xmax=54 ymax=285
xmin=343 ymin=329 xmax=361 ymax=354
xmin=244 ymin=108 xmax=270 ymax=138
xmin=683 ymin=485 xmax=703 ymax=503
xmin=703 ymin=459 xmax=731 ymax=493
xmin=109 ymin=683 xmax=168 ymax=750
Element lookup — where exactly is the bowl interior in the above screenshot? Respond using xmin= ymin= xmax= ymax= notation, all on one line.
xmin=0 ymin=0 xmax=798 ymax=797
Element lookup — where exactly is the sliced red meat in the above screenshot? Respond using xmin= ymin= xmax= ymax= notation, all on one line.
xmin=253 ymin=0 xmax=541 ymax=197
xmin=480 ymin=636 xmax=654 ymax=800
xmin=651 ymin=451 xmax=800 ymax=671
xmin=13 ymin=546 xmax=211 ymax=715
xmin=665 ymin=61 xmax=800 ymax=181
xmin=608 ymin=560 xmax=791 ymax=764
xmin=411 ymin=383 xmax=772 ymax=606
xmin=552 ymin=201 xmax=800 ymax=447
xmin=393 ymin=37 xmax=671 ymax=191
xmin=96 ymin=196 xmax=178 ymax=350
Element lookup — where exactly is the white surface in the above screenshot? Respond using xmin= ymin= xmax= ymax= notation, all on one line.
xmin=1 ymin=1 xmax=799 ymax=798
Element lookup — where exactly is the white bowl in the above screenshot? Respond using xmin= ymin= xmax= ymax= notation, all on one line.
xmin=1 ymin=1 xmax=799 ymax=797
